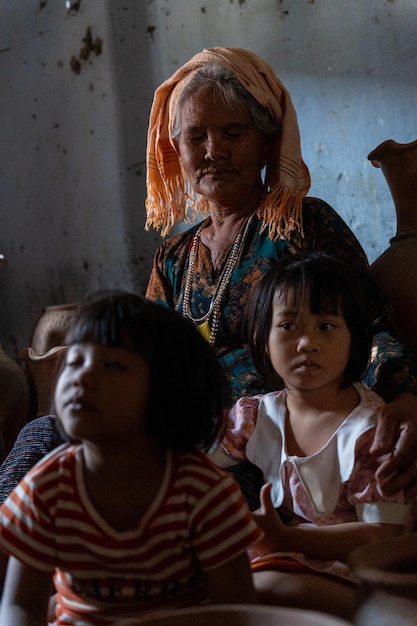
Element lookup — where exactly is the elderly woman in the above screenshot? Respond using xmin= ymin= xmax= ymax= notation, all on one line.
xmin=145 ymin=47 xmax=417 ymax=505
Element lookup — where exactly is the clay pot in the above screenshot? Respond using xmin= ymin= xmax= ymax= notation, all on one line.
xmin=0 ymin=255 xmax=31 ymax=453
xmin=369 ymin=138 xmax=417 ymax=356
xmin=29 ymin=303 xmax=79 ymax=355
xmin=0 ymin=346 xmax=30 ymax=458
xmin=349 ymin=535 xmax=417 ymax=625
xmin=17 ymin=303 xmax=79 ymax=417
xmin=111 ymin=604 xmax=351 ymax=626
xmin=17 ymin=345 xmax=68 ymax=417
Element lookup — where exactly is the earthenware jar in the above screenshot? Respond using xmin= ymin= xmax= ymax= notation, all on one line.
xmin=29 ymin=303 xmax=79 ymax=355
xmin=17 ymin=345 xmax=68 ymax=417
xmin=369 ymin=138 xmax=417 ymax=356
xmin=17 ymin=303 xmax=79 ymax=416
xmin=349 ymin=535 xmax=417 ymax=626
xmin=111 ymin=604 xmax=352 ymax=626
xmin=0 ymin=346 xmax=30 ymax=457
xmin=0 ymin=255 xmax=30 ymax=454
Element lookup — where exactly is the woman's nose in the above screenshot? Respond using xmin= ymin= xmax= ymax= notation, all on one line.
xmin=205 ymin=134 xmax=227 ymax=161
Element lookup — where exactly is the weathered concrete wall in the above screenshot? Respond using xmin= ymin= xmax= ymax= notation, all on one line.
xmin=1 ymin=0 xmax=416 ymax=356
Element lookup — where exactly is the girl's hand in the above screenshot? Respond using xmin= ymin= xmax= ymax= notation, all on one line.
xmin=249 ymin=483 xmax=288 ymax=558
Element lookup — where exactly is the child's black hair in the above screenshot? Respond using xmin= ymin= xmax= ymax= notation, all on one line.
xmin=245 ymin=252 xmax=373 ymax=388
xmin=63 ymin=292 xmax=230 ymax=451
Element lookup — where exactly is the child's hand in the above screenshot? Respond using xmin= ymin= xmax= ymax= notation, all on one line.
xmin=249 ymin=483 xmax=288 ymax=558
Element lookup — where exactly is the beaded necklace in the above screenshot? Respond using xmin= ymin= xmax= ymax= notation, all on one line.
xmin=183 ymin=212 xmax=255 ymax=345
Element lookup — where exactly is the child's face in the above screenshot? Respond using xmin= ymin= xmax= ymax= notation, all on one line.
xmin=267 ymin=289 xmax=351 ymax=392
xmin=54 ymin=342 xmax=150 ymax=444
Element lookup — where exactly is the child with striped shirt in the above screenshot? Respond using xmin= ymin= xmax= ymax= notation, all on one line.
xmin=0 ymin=293 xmax=261 ymax=626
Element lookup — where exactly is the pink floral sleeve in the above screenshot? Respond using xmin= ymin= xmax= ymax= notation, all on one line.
xmin=221 ymin=396 xmax=261 ymax=460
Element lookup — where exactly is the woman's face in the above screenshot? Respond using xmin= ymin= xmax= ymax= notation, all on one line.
xmin=176 ymin=86 xmax=269 ymax=210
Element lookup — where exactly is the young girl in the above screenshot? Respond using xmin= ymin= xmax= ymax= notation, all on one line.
xmin=211 ymin=252 xmax=411 ymax=619
xmin=0 ymin=293 xmax=262 ymax=626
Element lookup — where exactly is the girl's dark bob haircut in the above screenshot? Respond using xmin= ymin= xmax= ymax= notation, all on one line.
xmin=63 ymin=292 xmax=230 ymax=451
xmin=246 ymin=252 xmax=373 ymax=389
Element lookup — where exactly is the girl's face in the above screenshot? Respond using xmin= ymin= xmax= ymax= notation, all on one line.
xmin=267 ymin=289 xmax=351 ymax=392
xmin=54 ymin=342 xmax=150 ymax=444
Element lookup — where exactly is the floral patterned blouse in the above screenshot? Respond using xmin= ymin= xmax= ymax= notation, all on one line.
xmin=146 ymin=197 xmax=417 ymax=404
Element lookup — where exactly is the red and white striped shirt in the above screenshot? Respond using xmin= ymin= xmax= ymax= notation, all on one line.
xmin=0 ymin=444 xmax=261 ymax=625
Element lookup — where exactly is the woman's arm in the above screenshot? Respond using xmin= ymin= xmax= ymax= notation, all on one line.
xmin=0 ymin=557 xmax=52 ymax=626
xmin=205 ymin=551 xmax=258 ymax=604
xmin=145 ymin=242 xmax=174 ymax=306
xmin=363 ymin=332 xmax=417 ymax=498
xmin=251 ymin=484 xmax=402 ymax=564
xmin=145 ymin=228 xmax=196 ymax=308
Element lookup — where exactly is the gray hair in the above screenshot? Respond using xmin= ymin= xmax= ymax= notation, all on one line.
xmin=171 ymin=63 xmax=280 ymax=140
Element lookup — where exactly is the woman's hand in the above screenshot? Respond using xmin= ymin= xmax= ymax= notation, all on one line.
xmin=371 ymin=392 xmax=417 ymax=499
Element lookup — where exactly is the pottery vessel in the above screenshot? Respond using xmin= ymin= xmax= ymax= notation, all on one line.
xmin=369 ymin=138 xmax=417 ymax=356
xmin=0 ymin=346 xmax=30 ymax=458
xmin=17 ymin=303 xmax=79 ymax=417
xmin=17 ymin=345 xmax=68 ymax=417
xmin=349 ymin=535 xmax=417 ymax=626
xmin=29 ymin=303 xmax=79 ymax=355
xmin=0 ymin=258 xmax=31 ymax=455
xmin=111 ymin=604 xmax=352 ymax=626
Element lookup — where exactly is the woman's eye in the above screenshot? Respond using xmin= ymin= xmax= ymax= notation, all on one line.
xmin=189 ymin=134 xmax=204 ymax=143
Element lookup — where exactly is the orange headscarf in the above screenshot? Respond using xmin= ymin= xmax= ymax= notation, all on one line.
xmin=145 ymin=47 xmax=311 ymax=240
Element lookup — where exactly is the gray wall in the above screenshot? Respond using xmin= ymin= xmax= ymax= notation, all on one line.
xmin=1 ymin=0 xmax=417 ymax=357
